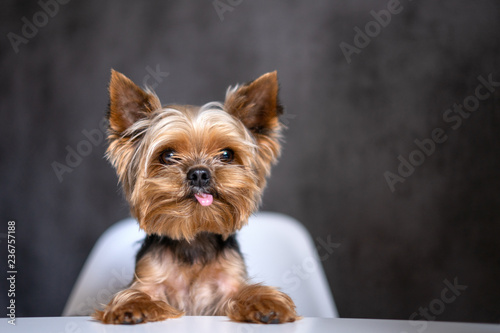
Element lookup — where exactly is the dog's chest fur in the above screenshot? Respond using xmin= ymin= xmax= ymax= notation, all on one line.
xmin=134 ymin=233 xmax=248 ymax=315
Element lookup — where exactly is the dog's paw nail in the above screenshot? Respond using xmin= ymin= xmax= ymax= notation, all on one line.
xmin=259 ymin=314 xmax=270 ymax=323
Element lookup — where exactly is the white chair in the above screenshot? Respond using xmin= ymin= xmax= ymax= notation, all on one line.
xmin=63 ymin=212 xmax=338 ymax=318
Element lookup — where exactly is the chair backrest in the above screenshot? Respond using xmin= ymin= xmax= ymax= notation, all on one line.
xmin=63 ymin=212 xmax=338 ymax=318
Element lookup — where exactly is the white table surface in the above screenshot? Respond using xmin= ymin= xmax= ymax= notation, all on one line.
xmin=2 ymin=316 xmax=498 ymax=333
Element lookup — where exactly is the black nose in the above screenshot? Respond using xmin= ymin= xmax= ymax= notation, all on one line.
xmin=187 ymin=167 xmax=211 ymax=188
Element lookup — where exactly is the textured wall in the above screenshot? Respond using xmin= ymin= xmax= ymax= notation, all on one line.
xmin=1 ymin=0 xmax=499 ymax=323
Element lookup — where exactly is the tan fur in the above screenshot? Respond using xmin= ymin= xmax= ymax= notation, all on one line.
xmin=227 ymin=284 xmax=299 ymax=323
xmin=107 ymin=103 xmax=270 ymax=241
xmin=94 ymin=70 xmax=298 ymax=324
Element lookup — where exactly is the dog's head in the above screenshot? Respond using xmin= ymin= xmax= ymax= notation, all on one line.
xmin=106 ymin=70 xmax=283 ymax=240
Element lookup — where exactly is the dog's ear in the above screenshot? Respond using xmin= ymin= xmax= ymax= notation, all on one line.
xmin=224 ymin=71 xmax=283 ymax=137
xmin=225 ymin=71 xmax=283 ymax=170
xmin=108 ymin=69 xmax=161 ymax=134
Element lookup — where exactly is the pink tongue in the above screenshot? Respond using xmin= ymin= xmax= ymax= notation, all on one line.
xmin=194 ymin=193 xmax=213 ymax=206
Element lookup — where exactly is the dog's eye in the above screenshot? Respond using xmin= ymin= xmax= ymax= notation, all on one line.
xmin=218 ymin=148 xmax=234 ymax=163
xmin=160 ymin=149 xmax=177 ymax=165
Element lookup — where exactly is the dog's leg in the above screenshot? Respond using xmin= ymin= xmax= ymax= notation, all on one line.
xmin=93 ymin=287 xmax=183 ymax=324
xmin=93 ymin=245 xmax=185 ymax=324
xmin=226 ymin=284 xmax=299 ymax=324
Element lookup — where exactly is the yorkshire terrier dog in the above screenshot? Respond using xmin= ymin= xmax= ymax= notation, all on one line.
xmin=93 ymin=70 xmax=298 ymax=324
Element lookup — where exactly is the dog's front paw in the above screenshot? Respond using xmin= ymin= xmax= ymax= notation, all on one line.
xmin=94 ymin=291 xmax=183 ymax=324
xmin=227 ymin=284 xmax=299 ymax=324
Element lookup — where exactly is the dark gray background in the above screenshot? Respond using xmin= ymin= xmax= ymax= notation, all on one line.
xmin=1 ymin=0 xmax=499 ymax=323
